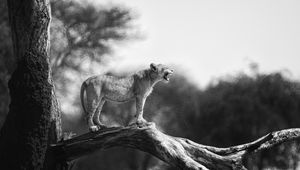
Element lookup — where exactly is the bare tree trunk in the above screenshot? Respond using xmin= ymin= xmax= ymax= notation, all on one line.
xmin=0 ymin=0 xmax=62 ymax=169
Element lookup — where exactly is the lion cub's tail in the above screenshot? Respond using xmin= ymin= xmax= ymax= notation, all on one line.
xmin=80 ymin=81 xmax=88 ymax=115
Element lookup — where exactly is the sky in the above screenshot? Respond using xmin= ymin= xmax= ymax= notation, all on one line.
xmin=96 ymin=0 xmax=300 ymax=87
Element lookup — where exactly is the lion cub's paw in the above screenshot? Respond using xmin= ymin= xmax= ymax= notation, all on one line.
xmin=89 ymin=125 xmax=99 ymax=132
xmin=136 ymin=119 xmax=154 ymax=128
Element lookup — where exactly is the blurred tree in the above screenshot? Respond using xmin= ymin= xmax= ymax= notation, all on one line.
xmin=50 ymin=0 xmax=135 ymax=77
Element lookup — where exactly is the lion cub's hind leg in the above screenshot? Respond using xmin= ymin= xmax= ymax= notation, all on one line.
xmin=93 ymin=99 xmax=106 ymax=129
xmin=87 ymin=105 xmax=99 ymax=132
xmin=86 ymin=91 xmax=101 ymax=132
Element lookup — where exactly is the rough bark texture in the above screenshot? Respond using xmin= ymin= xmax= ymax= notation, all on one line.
xmin=0 ymin=0 xmax=62 ymax=169
xmin=52 ymin=124 xmax=300 ymax=170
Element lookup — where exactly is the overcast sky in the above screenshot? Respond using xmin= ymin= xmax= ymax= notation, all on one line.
xmin=97 ymin=0 xmax=300 ymax=87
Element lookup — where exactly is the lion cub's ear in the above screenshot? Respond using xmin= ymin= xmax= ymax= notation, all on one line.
xmin=150 ymin=63 xmax=157 ymax=72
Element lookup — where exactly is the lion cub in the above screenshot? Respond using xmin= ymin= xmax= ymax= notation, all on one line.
xmin=80 ymin=63 xmax=174 ymax=131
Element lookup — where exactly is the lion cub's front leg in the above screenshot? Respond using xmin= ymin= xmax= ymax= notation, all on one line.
xmin=132 ymin=96 xmax=153 ymax=127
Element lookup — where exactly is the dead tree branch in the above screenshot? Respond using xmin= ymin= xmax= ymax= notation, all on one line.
xmin=51 ymin=124 xmax=300 ymax=170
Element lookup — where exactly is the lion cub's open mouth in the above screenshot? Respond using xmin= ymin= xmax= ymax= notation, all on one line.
xmin=163 ymin=72 xmax=173 ymax=81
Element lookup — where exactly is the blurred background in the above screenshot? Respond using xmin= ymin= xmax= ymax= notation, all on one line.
xmin=1 ymin=0 xmax=300 ymax=169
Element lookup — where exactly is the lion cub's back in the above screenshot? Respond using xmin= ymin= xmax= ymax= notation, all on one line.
xmin=100 ymin=75 xmax=135 ymax=102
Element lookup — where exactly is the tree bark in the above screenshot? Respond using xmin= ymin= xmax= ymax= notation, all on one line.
xmin=0 ymin=0 xmax=62 ymax=169
xmin=52 ymin=124 xmax=300 ymax=170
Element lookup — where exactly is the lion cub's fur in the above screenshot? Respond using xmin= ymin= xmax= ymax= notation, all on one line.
xmin=80 ymin=63 xmax=173 ymax=131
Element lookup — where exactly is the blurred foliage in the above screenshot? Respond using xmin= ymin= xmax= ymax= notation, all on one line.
xmin=0 ymin=0 xmax=300 ymax=169
xmin=50 ymin=0 xmax=135 ymax=77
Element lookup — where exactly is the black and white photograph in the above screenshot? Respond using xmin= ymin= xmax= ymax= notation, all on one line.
xmin=0 ymin=0 xmax=300 ymax=169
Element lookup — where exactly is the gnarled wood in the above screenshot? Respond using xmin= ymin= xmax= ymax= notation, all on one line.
xmin=52 ymin=124 xmax=300 ymax=170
